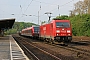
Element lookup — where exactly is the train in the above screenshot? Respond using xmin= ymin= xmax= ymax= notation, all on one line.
xmin=20 ymin=19 xmax=72 ymax=43
xmin=20 ymin=26 xmax=39 ymax=38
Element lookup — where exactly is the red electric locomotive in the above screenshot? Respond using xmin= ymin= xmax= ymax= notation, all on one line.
xmin=21 ymin=26 xmax=39 ymax=38
xmin=39 ymin=20 xmax=72 ymax=43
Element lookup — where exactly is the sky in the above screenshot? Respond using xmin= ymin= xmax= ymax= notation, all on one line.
xmin=0 ymin=0 xmax=83 ymax=25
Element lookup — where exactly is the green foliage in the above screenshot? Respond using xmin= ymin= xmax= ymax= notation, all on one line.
xmin=69 ymin=14 xmax=90 ymax=36
xmin=41 ymin=21 xmax=46 ymax=25
xmin=5 ymin=22 xmax=38 ymax=35
xmin=53 ymin=15 xmax=69 ymax=20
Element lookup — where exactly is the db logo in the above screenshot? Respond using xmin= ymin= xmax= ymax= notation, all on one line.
xmin=43 ymin=27 xmax=46 ymax=30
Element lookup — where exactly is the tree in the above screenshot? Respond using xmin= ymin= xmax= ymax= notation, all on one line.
xmin=70 ymin=0 xmax=90 ymax=16
xmin=41 ymin=21 xmax=46 ymax=25
xmin=84 ymin=0 xmax=90 ymax=14
xmin=69 ymin=14 xmax=90 ymax=36
xmin=53 ymin=15 xmax=69 ymax=20
xmin=74 ymin=1 xmax=86 ymax=15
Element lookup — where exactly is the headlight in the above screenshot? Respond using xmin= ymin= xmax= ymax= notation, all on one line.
xmin=56 ymin=30 xmax=60 ymax=33
xmin=67 ymin=30 xmax=70 ymax=33
xmin=57 ymin=34 xmax=59 ymax=36
xmin=68 ymin=34 xmax=71 ymax=36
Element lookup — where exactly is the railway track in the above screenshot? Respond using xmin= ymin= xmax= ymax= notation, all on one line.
xmin=12 ymin=34 xmax=90 ymax=60
xmin=13 ymin=36 xmax=62 ymax=60
xmin=36 ymin=38 xmax=90 ymax=58
xmin=50 ymin=43 xmax=90 ymax=57
xmin=43 ymin=39 xmax=90 ymax=57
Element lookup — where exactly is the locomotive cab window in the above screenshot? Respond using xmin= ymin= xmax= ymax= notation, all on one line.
xmin=56 ymin=22 xmax=70 ymax=28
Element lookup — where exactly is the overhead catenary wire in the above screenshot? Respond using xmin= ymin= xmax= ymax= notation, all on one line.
xmin=21 ymin=0 xmax=74 ymax=17
xmin=34 ymin=0 xmax=74 ymax=9
xmin=50 ymin=0 xmax=74 ymax=12
xmin=34 ymin=0 xmax=58 ymax=6
xmin=18 ymin=0 xmax=34 ymax=22
xmin=19 ymin=0 xmax=75 ymax=23
xmin=37 ymin=0 xmax=74 ymax=19
xmin=24 ymin=0 xmax=34 ymax=13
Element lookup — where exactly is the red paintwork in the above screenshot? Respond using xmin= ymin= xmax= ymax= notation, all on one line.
xmin=21 ymin=27 xmax=33 ymax=36
xmin=40 ymin=20 xmax=72 ymax=40
xmin=20 ymin=20 xmax=72 ymax=42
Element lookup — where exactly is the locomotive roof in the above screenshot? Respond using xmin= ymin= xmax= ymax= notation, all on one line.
xmin=53 ymin=19 xmax=70 ymax=21
xmin=41 ymin=20 xmax=70 ymax=25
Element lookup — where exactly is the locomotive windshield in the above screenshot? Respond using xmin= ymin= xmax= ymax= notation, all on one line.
xmin=34 ymin=27 xmax=39 ymax=32
xmin=56 ymin=22 xmax=70 ymax=28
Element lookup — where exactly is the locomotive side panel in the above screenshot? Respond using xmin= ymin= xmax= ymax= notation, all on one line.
xmin=45 ymin=24 xmax=51 ymax=38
